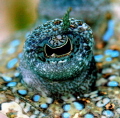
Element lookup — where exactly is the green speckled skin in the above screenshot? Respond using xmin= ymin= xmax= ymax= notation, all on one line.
xmin=19 ymin=18 xmax=97 ymax=98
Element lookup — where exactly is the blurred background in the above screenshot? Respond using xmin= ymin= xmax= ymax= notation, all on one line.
xmin=0 ymin=0 xmax=39 ymax=43
xmin=0 ymin=0 xmax=120 ymax=45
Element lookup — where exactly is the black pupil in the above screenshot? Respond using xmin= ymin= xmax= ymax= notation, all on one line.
xmin=45 ymin=39 xmax=71 ymax=57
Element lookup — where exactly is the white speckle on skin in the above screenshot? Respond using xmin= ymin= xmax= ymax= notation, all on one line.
xmin=82 ymin=23 xmax=88 ymax=30
xmin=58 ymin=60 xmax=66 ymax=64
xmin=50 ymin=61 xmax=57 ymax=64
xmin=56 ymin=35 xmax=62 ymax=39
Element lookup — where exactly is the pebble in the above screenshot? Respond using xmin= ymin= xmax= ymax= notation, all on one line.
xmin=40 ymin=103 xmax=48 ymax=109
xmin=23 ymin=103 xmax=31 ymax=113
xmin=30 ymin=115 xmax=37 ymax=118
xmin=17 ymin=90 xmax=27 ymax=95
xmin=62 ymin=112 xmax=71 ymax=118
xmin=104 ymin=49 xmax=112 ymax=56
xmin=84 ymin=113 xmax=94 ymax=118
xmin=92 ymin=96 xmax=103 ymax=101
xmin=102 ymin=68 xmax=113 ymax=74
xmin=105 ymin=57 xmax=112 ymax=62
xmin=107 ymin=81 xmax=119 ymax=87
xmin=33 ymin=95 xmax=41 ymax=102
xmin=108 ymin=75 xmax=117 ymax=80
xmin=104 ymin=49 xmax=119 ymax=58
xmin=7 ymin=82 xmax=17 ymax=87
xmin=94 ymin=55 xmax=103 ymax=62
xmin=111 ymin=50 xmax=119 ymax=58
xmin=63 ymin=104 xmax=71 ymax=111
xmin=14 ymin=72 xmax=20 ymax=77
xmin=10 ymin=39 xmax=20 ymax=47
xmin=96 ymin=98 xmax=110 ymax=107
xmin=18 ymin=53 xmax=23 ymax=58
xmin=2 ymin=76 xmax=12 ymax=82
xmin=103 ymin=20 xmax=114 ymax=42
xmin=7 ymin=47 xmax=16 ymax=54
xmin=7 ymin=58 xmax=18 ymax=69
xmin=111 ymin=63 xmax=120 ymax=69
xmin=73 ymin=102 xmax=84 ymax=110
xmin=102 ymin=110 xmax=114 ymax=117
xmin=46 ymin=97 xmax=53 ymax=104
xmin=116 ymin=108 xmax=120 ymax=114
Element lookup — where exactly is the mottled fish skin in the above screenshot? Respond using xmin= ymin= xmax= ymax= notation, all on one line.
xmin=19 ymin=18 xmax=97 ymax=98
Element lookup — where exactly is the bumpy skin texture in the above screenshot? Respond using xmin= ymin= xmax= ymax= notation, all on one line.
xmin=19 ymin=18 xmax=97 ymax=98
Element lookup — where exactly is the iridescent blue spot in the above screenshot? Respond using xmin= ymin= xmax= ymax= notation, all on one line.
xmin=33 ymin=95 xmax=41 ymax=102
xmin=94 ymin=55 xmax=103 ymax=62
xmin=105 ymin=57 xmax=112 ymax=62
xmin=63 ymin=104 xmax=71 ymax=111
xmin=73 ymin=102 xmax=84 ymax=110
xmin=40 ymin=104 xmax=48 ymax=109
xmin=107 ymin=81 xmax=119 ymax=87
xmin=7 ymin=47 xmax=16 ymax=54
xmin=103 ymin=20 xmax=114 ymax=41
xmin=102 ymin=110 xmax=114 ymax=117
xmin=18 ymin=90 xmax=27 ymax=95
xmin=7 ymin=82 xmax=17 ymax=87
xmin=10 ymin=39 xmax=20 ymax=47
xmin=7 ymin=58 xmax=18 ymax=69
xmin=2 ymin=76 xmax=12 ymax=82
xmin=62 ymin=112 xmax=70 ymax=118
xmin=84 ymin=113 xmax=94 ymax=118
xmin=111 ymin=50 xmax=119 ymax=57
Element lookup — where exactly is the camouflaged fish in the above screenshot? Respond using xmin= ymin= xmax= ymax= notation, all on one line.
xmin=19 ymin=9 xmax=97 ymax=98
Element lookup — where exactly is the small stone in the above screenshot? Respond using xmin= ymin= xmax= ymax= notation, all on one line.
xmin=7 ymin=47 xmax=16 ymax=54
xmin=111 ymin=50 xmax=119 ymax=57
xmin=107 ymin=81 xmax=119 ymax=87
xmin=14 ymin=72 xmax=20 ymax=77
xmin=40 ymin=103 xmax=48 ymax=109
xmin=7 ymin=58 xmax=18 ymax=69
xmin=63 ymin=104 xmax=71 ymax=111
xmin=46 ymin=97 xmax=53 ymax=104
xmin=116 ymin=108 xmax=120 ymax=114
xmin=7 ymin=82 xmax=17 ymax=87
xmin=102 ymin=110 xmax=114 ymax=117
xmin=18 ymin=53 xmax=23 ymax=58
xmin=103 ymin=20 xmax=114 ymax=41
xmin=17 ymin=90 xmax=27 ymax=95
xmin=104 ymin=49 xmax=113 ymax=56
xmin=108 ymin=75 xmax=117 ymax=80
xmin=105 ymin=57 xmax=112 ymax=62
xmin=92 ymin=96 xmax=103 ymax=101
xmin=2 ymin=76 xmax=12 ymax=82
xmin=10 ymin=39 xmax=20 ymax=47
xmin=73 ymin=102 xmax=84 ymax=110
xmin=33 ymin=95 xmax=41 ymax=102
xmin=104 ymin=49 xmax=119 ymax=58
xmin=30 ymin=115 xmax=37 ymax=118
xmin=111 ymin=63 xmax=120 ymax=69
xmin=96 ymin=98 xmax=110 ymax=107
xmin=84 ymin=113 xmax=94 ymax=118
xmin=102 ymin=68 xmax=113 ymax=74
xmin=94 ymin=55 xmax=103 ymax=62
xmin=62 ymin=112 xmax=70 ymax=118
